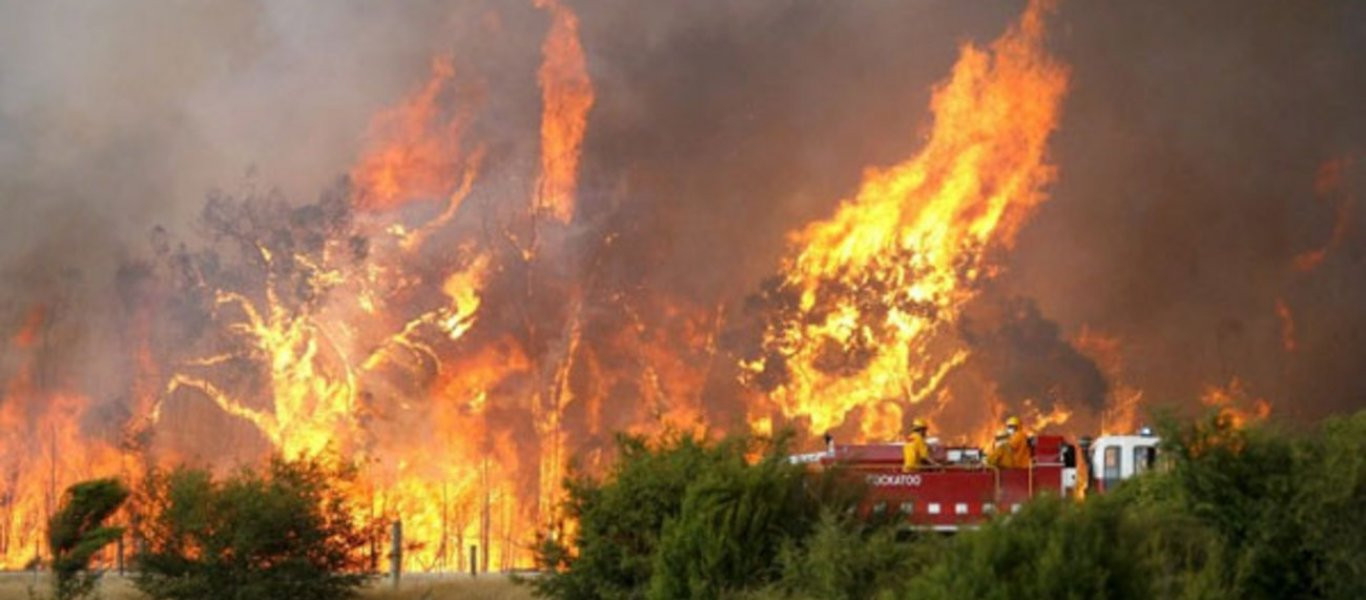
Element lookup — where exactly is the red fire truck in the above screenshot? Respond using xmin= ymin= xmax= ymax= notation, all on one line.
xmin=789 ymin=431 xmax=1158 ymax=531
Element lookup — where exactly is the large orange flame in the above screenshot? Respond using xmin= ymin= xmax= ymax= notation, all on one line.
xmin=744 ymin=0 xmax=1069 ymax=441
xmin=351 ymin=57 xmax=480 ymax=216
xmin=533 ymin=0 xmax=595 ymax=224
xmin=0 ymin=307 xmax=132 ymax=567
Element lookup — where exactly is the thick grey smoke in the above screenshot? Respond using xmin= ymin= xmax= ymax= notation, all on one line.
xmin=0 ymin=1 xmax=470 ymax=294
xmin=1006 ymin=1 xmax=1366 ymax=421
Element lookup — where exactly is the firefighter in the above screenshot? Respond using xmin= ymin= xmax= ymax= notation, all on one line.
xmin=986 ymin=429 xmax=1010 ymax=468
xmin=1002 ymin=416 xmax=1031 ymax=468
xmin=902 ymin=418 xmax=936 ymax=471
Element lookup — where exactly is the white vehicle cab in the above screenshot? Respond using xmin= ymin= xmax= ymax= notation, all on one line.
xmin=1082 ymin=428 xmax=1159 ymax=493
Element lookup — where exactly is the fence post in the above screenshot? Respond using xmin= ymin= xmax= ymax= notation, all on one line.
xmin=390 ymin=520 xmax=402 ymax=589
xmin=469 ymin=545 xmax=478 ymax=578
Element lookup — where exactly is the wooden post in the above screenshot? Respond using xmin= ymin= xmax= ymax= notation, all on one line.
xmin=117 ymin=535 xmax=125 ymax=576
xmin=469 ymin=545 xmax=478 ymax=578
xmin=390 ymin=520 xmax=402 ymax=589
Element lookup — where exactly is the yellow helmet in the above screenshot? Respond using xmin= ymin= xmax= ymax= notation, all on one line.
xmin=1006 ymin=416 xmax=1022 ymax=428
xmin=911 ymin=418 xmax=927 ymax=431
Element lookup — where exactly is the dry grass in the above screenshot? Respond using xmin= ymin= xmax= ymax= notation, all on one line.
xmin=364 ymin=574 xmax=534 ymax=600
xmin=0 ymin=573 xmax=534 ymax=600
xmin=0 ymin=573 xmax=143 ymax=600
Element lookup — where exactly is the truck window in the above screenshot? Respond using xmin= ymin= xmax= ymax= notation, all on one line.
xmin=1103 ymin=446 xmax=1120 ymax=481
xmin=1133 ymin=445 xmax=1156 ymax=473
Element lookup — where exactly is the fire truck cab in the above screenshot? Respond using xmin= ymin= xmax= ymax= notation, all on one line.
xmin=1083 ymin=431 xmax=1160 ymax=493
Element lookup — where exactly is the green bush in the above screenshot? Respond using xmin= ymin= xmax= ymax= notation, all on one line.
xmin=751 ymin=510 xmax=936 ymax=600
xmin=646 ymin=448 xmax=815 ymax=599
xmin=534 ymin=433 xmax=748 ymax=599
xmin=904 ymin=494 xmax=1163 ymax=599
xmin=48 ymin=478 xmax=130 ymax=600
xmin=133 ymin=458 xmax=374 ymax=600
xmin=1154 ymin=410 xmax=1366 ymax=598
xmin=1293 ymin=413 xmax=1366 ymax=599
xmin=535 ymin=432 xmax=849 ymax=600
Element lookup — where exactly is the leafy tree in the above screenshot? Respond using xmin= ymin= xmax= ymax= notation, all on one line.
xmin=48 ymin=478 xmax=130 ymax=600
xmin=133 ymin=458 xmax=374 ymax=600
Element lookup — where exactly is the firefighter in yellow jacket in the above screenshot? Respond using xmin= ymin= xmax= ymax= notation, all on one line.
xmin=902 ymin=419 xmax=936 ymax=471
xmin=990 ymin=416 xmax=1031 ymax=468
xmin=986 ymin=429 xmax=1010 ymax=468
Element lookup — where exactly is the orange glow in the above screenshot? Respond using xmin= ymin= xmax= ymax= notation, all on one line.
xmin=1201 ymin=377 xmax=1272 ymax=429
xmin=1073 ymin=327 xmax=1145 ymax=435
xmin=11 ymin=306 xmax=45 ymax=349
xmin=1294 ymin=156 xmax=1354 ymax=272
xmin=1274 ymin=298 xmax=1297 ymax=353
xmin=352 ymin=57 xmax=480 ymax=215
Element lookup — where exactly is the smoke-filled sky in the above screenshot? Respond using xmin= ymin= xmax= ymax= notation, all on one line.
xmin=2 ymin=0 xmax=1364 ymax=428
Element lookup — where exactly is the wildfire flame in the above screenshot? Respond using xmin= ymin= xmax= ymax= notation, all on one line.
xmin=1294 ymin=156 xmax=1355 ymax=272
xmin=743 ymin=0 xmax=1069 ymax=441
xmin=533 ymin=0 xmax=595 ymax=224
xmin=143 ymin=1 xmax=584 ymax=569
xmin=0 ymin=307 xmax=132 ymax=568
xmin=1201 ymin=377 xmax=1272 ymax=429
xmin=351 ymin=57 xmax=479 ymax=215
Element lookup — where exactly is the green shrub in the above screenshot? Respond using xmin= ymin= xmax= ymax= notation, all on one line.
xmin=48 ymin=478 xmax=130 ymax=600
xmin=748 ymin=509 xmax=935 ymax=600
xmin=534 ymin=433 xmax=750 ymax=600
xmin=646 ymin=448 xmax=814 ymax=599
xmin=904 ymin=494 xmax=1158 ymax=599
xmin=1293 ymin=412 xmax=1366 ymax=599
xmin=133 ymin=457 xmax=374 ymax=600
xmin=535 ymin=432 xmax=847 ymax=600
xmin=1155 ymin=410 xmax=1366 ymax=599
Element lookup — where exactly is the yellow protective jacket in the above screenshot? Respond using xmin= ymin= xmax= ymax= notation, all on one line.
xmin=986 ymin=440 xmax=1008 ymax=468
xmin=1002 ymin=429 xmax=1031 ymax=468
xmin=903 ymin=433 xmax=931 ymax=472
